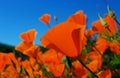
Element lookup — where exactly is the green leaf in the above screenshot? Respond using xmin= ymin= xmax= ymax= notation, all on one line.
xmin=14 ymin=50 xmax=29 ymax=61
xmin=112 ymin=34 xmax=119 ymax=40
xmin=102 ymin=54 xmax=110 ymax=66
xmin=107 ymin=5 xmax=115 ymax=18
xmin=87 ymin=72 xmax=93 ymax=78
xmin=82 ymin=47 xmax=88 ymax=54
xmin=35 ymin=76 xmax=40 ymax=78
xmin=64 ymin=67 xmax=72 ymax=78
xmin=0 ymin=43 xmax=14 ymax=53
xmin=87 ymin=58 xmax=92 ymax=64
xmin=110 ymin=54 xmax=120 ymax=69
xmin=98 ymin=14 xmax=107 ymax=27
xmin=100 ymin=32 xmax=114 ymax=42
xmin=42 ymin=66 xmax=55 ymax=78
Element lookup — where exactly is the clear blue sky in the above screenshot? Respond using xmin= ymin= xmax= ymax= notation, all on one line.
xmin=0 ymin=0 xmax=120 ymax=46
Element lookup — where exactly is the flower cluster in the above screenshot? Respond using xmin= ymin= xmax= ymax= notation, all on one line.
xmin=0 ymin=7 xmax=120 ymax=78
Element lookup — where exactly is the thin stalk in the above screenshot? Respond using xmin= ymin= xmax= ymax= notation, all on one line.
xmin=77 ymin=58 xmax=98 ymax=78
xmin=93 ymin=46 xmax=102 ymax=56
xmin=84 ymin=34 xmax=102 ymax=56
xmin=115 ymin=19 xmax=120 ymax=26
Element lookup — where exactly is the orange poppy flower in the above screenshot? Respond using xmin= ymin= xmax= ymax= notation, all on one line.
xmin=104 ymin=15 xmax=117 ymax=35
xmin=87 ymin=60 xmax=99 ymax=72
xmin=40 ymin=49 xmax=64 ymax=65
xmin=49 ymin=64 xmax=65 ymax=77
xmin=109 ymin=41 xmax=120 ymax=54
xmin=8 ymin=53 xmax=21 ymax=72
xmin=0 ymin=53 xmax=11 ymax=73
xmin=40 ymin=22 xmax=85 ymax=58
xmin=67 ymin=10 xmax=86 ymax=25
xmin=80 ymin=54 xmax=89 ymax=63
xmin=36 ymin=49 xmax=64 ymax=77
xmin=80 ymin=52 xmax=102 ymax=73
xmin=92 ymin=15 xmax=117 ymax=36
xmin=39 ymin=14 xmax=51 ymax=25
xmin=93 ymin=38 xmax=108 ymax=54
xmin=2 ymin=65 xmax=19 ymax=78
xmin=22 ymin=60 xmax=34 ymax=78
xmin=0 ymin=53 xmax=21 ymax=78
xmin=29 ymin=57 xmax=39 ymax=71
xmin=15 ymin=29 xmax=37 ymax=52
xmin=15 ymin=42 xmax=33 ymax=53
xmin=83 ymin=29 xmax=95 ymax=46
xmin=36 ymin=51 xmax=43 ymax=64
xmin=88 ymin=52 xmax=102 ymax=69
xmin=97 ymin=70 xmax=111 ymax=78
xmin=24 ymin=46 xmax=40 ymax=58
xmin=20 ymin=29 xmax=37 ymax=43
xmin=72 ymin=60 xmax=87 ymax=78
xmin=85 ymin=29 xmax=95 ymax=38
xmin=92 ymin=20 xmax=105 ymax=34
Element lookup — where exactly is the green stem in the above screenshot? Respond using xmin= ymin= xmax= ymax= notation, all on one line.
xmin=66 ymin=57 xmax=72 ymax=68
xmin=84 ymin=34 xmax=102 ymax=56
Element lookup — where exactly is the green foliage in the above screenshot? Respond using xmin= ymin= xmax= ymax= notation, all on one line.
xmin=14 ymin=50 xmax=29 ymax=61
xmin=98 ymin=14 xmax=107 ymax=27
xmin=110 ymin=54 xmax=120 ymax=69
xmin=42 ymin=66 xmax=55 ymax=78
xmin=102 ymin=49 xmax=120 ymax=77
xmin=35 ymin=75 xmax=40 ymax=78
xmin=82 ymin=47 xmax=88 ymax=54
xmin=64 ymin=68 xmax=72 ymax=78
xmin=101 ymin=32 xmax=119 ymax=42
xmin=19 ymin=67 xmax=29 ymax=77
xmin=101 ymin=32 xmax=113 ymax=42
xmin=38 ymin=45 xmax=49 ymax=53
xmin=107 ymin=5 xmax=115 ymax=19
xmin=0 ymin=43 xmax=14 ymax=52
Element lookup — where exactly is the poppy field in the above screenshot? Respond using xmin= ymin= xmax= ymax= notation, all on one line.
xmin=0 ymin=6 xmax=120 ymax=78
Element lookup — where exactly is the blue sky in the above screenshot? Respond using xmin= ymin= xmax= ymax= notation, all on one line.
xmin=0 ymin=0 xmax=120 ymax=46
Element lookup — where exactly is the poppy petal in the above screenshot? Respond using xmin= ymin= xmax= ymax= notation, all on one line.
xmin=67 ymin=10 xmax=86 ymax=25
xmin=20 ymin=29 xmax=37 ymax=43
xmin=41 ymin=22 xmax=85 ymax=58
xmin=39 ymin=14 xmax=51 ymax=25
